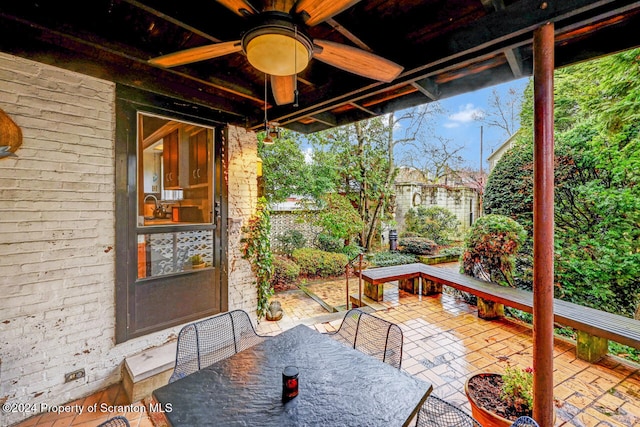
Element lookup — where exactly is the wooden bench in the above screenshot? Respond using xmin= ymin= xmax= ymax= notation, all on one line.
xmin=360 ymin=263 xmax=640 ymax=362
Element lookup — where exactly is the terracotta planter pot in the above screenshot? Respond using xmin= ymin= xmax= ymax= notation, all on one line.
xmin=464 ymin=373 xmax=519 ymax=427
xmin=465 ymin=373 xmax=555 ymax=427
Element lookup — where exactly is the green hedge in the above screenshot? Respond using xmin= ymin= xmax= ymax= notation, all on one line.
xmin=292 ymin=248 xmax=348 ymax=277
xmin=367 ymin=251 xmax=417 ymax=267
xmin=271 ymin=256 xmax=301 ymax=287
xmin=399 ymin=237 xmax=438 ymax=255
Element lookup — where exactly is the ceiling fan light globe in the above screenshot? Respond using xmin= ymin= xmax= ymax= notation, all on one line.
xmin=246 ymin=34 xmax=310 ymax=76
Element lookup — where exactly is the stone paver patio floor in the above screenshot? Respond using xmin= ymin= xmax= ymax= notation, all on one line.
xmin=260 ymin=269 xmax=640 ymax=427
xmin=14 ymin=265 xmax=640 ymax=427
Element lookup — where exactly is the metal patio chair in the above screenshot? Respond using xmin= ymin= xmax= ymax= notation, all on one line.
xmin=511 ymin=416 xmax=540 ymax=427
xmin=97 ymin=416 xmax=130 ymax=427
xmin=169 ymin=309 xmax=267 ymax=383
xmin=415 ymin=395 xmax=482 ymax=427
xmin=326 ymin=308 xmax=403 ymax=369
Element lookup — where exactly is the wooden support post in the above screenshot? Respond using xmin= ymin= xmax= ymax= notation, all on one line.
xmin=399 ymin=277 xmax=420 ymax=294
xmin=421 ymin=279 xmax=442 ymax=296
xmin=576 ymin=331 xmax=608 ymax=363
xmin=533 ymin=22 xmax=555 ymax=427
xmin=477 ymin=297 xmax=504 ymax=319
xmin=363 ymin=282 xmax=383 ymax=301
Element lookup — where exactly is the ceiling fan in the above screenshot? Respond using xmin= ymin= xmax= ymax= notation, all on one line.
xmin=148 ymin=0 xmax=404 ymax=106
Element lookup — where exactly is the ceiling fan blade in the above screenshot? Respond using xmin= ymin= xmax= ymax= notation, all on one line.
xmin=314 ymin=40 xmax=403 ymax=82
xmin=149 ymin=41 xmax=242 ymax=68
xmin=295 ymin=0 xmax=361 ymax=26
xmin=216 ymin=0 xmax=257 ymax=17
xmin=271 ymin=75 xmax=296 ymax=105
xmin=263 ymin=1 xmax=297 ymax=13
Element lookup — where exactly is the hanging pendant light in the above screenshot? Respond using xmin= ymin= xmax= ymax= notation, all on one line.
xmin=263 ymin=74 xmax=275 ymax=144
xmin=261 ymin=73 xmax=282 ymax=144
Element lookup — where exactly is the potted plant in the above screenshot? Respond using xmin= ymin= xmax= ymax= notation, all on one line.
xmin=190 ymin=254 xmax=206 ymax=269
xmin=465 ymin=365 xmax=536 ymax=427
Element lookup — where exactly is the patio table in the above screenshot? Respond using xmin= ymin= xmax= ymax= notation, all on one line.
xmin=152 ymin=323 xmax=432 ymax=426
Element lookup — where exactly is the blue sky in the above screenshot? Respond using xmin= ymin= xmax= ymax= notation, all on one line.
xmin=302 ymin=77 xmax=530 ymax=171
xmin=420 ymin=77 xmax=530 ymax=170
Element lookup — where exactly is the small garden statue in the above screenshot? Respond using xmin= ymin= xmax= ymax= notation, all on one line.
xmin=265 ymin=300 xmax=283 ymax=321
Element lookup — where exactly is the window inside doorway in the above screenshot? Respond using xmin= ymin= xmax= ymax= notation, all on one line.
xmin=137 ymin=113 xmax=215 ymax=279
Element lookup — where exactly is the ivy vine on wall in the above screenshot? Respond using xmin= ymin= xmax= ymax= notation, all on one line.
xmin=241 ymin=197 xmax=274 ymax=320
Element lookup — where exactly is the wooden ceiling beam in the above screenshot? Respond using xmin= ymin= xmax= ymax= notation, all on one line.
xmin=0 ymin=17 xmax=259 ymax=124
xmin=310 ymin=112 xmax=338 ymax=127
xmin=349 ymin=102 xmax=377 ymax=116
xmin=0 ymin=8 xmax=266 ymax=106
xmin=266 ymin=0 xmax=640 ymax=129
xmin=121 ymin=0 xmax=224 ymax=43
xmin=504 ymin=48 xmax=524 ymax=78
xmin=323 ymin=18 xmax=373 ymax=52
xmin=411 ymin=78 xmax=439 ymax=101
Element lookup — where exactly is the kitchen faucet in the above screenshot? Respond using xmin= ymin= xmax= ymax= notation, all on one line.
xmin=144 ymin=194 xmax=159 ymax=218
xmin=144 ymin=194 xmax=158 ymax=208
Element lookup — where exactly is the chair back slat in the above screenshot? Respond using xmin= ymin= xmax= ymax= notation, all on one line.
xmin=328 ymin=308 xmax=403 ymax=369
xmin=97 ymin=416 xmax=130 ymax=427
xmin=416 ymin=396 xmax=482 ymax=427
xmin=169 ymin=310 xmax=265 ymax=383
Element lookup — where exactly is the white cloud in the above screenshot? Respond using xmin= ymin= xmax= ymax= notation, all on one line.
xmin=445 ymin=103 xmax=483 ymax=126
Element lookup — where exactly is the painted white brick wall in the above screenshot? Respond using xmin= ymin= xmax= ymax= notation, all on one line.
xmin=226 ymin=126 xmax=259 ymax=320
xmin=0 ymin=53 xmax=258 ymax=425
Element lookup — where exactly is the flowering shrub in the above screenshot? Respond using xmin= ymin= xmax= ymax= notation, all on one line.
xmin=501 ymin=365 xmax=534 ymax=412
xmin=462 ymin=214 xmax=526 ymax=286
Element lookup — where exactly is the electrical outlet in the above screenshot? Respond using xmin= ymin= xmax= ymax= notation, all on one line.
xmin=64 ymin=369 xmax=85 ymax=383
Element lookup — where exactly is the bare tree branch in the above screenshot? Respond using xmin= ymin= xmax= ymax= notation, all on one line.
xmin=473 ymin=87 xmax=523 ymax=139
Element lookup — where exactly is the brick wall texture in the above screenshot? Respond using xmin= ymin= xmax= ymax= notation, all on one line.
xmin=0 ymin=53 xmax=257 ymax=425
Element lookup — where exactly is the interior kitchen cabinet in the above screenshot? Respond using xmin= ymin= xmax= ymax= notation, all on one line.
xmin=189 ymin=128 xmax=209 ymax=187
xmin=162 ymin=129 xmax=180 ymax=189
xmin=138 ymin=113 xmax=214 ymax=229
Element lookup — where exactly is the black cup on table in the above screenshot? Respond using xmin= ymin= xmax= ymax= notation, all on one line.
xmin=282 ymin=366 xmax=299 ymax=401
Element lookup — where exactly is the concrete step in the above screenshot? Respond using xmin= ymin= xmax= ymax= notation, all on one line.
xmin=123 ymin=341 xmax=176 ymax=403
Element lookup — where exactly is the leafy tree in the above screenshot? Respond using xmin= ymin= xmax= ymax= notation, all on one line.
xmin=306 ymin=107 xmax=436 ymax=250
xmin=403 ymin=206 xmax=460 ymax=245
xmin=258 ymin=129 xmax=333 ymax=203
xmin=483 ymin=138 xmax=534 ymax=234
xmin=303 ymin=193 xmax=365 ymax=244
xmin=484 ymin=48 xmax=640 ymax=316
